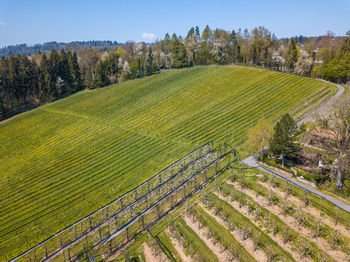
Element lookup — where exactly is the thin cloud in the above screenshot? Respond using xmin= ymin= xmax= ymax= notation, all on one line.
xmin=142 ymin=32 xmax=156 ymax=41
xmin=0 ymin=21 xmax=5 ymax=25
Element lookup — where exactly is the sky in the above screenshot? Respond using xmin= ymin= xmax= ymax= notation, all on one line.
xmin=0 ymin=0 xmax=349 ymax=47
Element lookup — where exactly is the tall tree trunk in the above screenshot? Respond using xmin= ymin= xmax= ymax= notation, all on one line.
xmin=336 ymin=167 xmax=343 ymax=190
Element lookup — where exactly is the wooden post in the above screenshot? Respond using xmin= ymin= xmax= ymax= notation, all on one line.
xmin=129 ymin=206 xmax=134 ymax=218
xmin=134 ymin=188 xmax=138 ymax=200
xmin=89 ymin=217 xmax=93 ymax=230
xmin=142 ymin=215 xmax=145 ymax=229
xmin=145 ymin=194 xmax=149 ymax=207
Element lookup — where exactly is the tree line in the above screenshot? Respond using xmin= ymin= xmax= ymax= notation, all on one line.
xmin=1 ymin=25 xmax=349 ymax=121
xmin=0 ymin=40 xmax=120 ymax=57
xmin=0 ymin=49 xmax=83 ymax=120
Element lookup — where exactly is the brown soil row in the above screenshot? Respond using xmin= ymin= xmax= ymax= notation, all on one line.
xmin=199 ymin=203 xmax=266 ymax=262
xmin=183 ymin=214 xmax=231 ymax=262
xmin=167 ymin=229 xmax=193 ymax=262
xmin=227 ymin=181 xmax=348 ymax=262
xmin=143 ymin=243 xmax=169 ymax=262
xmin=214 ymin=191 xmax=304 ymax=262
xmin=258 ymin=180 xmax=350 ymax=235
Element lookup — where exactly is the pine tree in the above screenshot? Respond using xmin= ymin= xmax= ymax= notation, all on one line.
xmin=48 ymin=49 xmax=60 ymax=98
xmin=145 ymin=47 xmax=153 ymax=76
xmin=201 ymin=25 xmax=212 ymax=42
xmin=38 ymin=53 xmax=54 ymax=102
xmin=59 ymin=49 xmax=70 ymax=95
xmin=270 ymin=113 xmax=300 ymax=160
xmin=69 ymin=52 xmax=83 ymax=92
xmin=170 ymin=34 xmax=188 ymax=68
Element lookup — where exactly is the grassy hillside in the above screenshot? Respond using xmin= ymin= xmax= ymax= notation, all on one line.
xmin=0 ymin=65 xmax=337 ymax=259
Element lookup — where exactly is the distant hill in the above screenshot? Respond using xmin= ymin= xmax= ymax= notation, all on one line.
xmin=0 ymin=40 xmax=121 ymax=56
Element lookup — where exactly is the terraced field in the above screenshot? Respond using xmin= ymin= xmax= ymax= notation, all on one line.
xmin=121 ymin=165 xmax=350 ymax=262
xmin=0 ymin=65 xmax=337 ymax=259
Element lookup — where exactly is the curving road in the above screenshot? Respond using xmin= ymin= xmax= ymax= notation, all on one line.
xmin=242 ymin=80 xmax=350 ymax=213
xmin=298 ymin=79 xmax=344 ymax=126
xmin=242 ymin=155 xmax=350 ymax=213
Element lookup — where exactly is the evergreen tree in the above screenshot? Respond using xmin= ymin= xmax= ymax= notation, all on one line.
xmin=91 ymin=60 xmax=110 ymax=88
xmin=269 ymin=113 xmax=300 ymax=161
xmin=145 ymin=47 xmax=153 ymax=76
xmin=69 ymin=52 xmax=83 ymax=92
xmin=201 ymin=25 xmax=212 ymax=42
xmin=58 ymin=49 xmax=70 ymax=95
xmin=170 ymin=34 xmax=188 ymax=68
xmin=195 ymin=26 xmax=200 ymax=38
xmin=38 ymin=53 xmax=54 ymax=102
xmin=286 ymin=39 xmax=298 ymax=72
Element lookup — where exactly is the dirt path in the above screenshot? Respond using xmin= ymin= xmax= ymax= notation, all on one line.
xmin=183 ymin=214 xmax=230 ymax=262
xmin=143 ymin=243 xmax=168 ymax=262
xmin=258 ymin=181 xmax=350 ymax=236
xmin=226 ymin=181 xmax=348 ymax=262
xmin=299 ymin=79 xmax=344 ymax=125
xmin=167 ymin=229 xmax=193 ymax=262
xmin=199 ymin=203 xmax=266 ymax=262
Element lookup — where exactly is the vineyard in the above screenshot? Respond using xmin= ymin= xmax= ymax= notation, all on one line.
xmin=125 ymin=163 xmax=350 ymax=262
xmin=0 ymin=65 xmax=338 ymax=260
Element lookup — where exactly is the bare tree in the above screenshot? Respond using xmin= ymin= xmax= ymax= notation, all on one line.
xmin=326 ymin=98 xmax=350 ymax=190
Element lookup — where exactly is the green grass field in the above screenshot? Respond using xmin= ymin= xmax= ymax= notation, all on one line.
xmin=0 ymin=65 xmax=337 ymax=259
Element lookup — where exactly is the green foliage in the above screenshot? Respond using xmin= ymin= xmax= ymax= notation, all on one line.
xmin=192 ymin=205 xmax=256 ymax=262
xmin=0 ymin=49 xmax=85 ymax=121
xmin=145 ymin=47 xmax=153 ymax=76
xmin=322 ymin=52 xmax=350 ymax=83
xmin=92 ymin=59 xmax=110 ymax=88
xmin=172 ymin=217 xmax=219 ymax=261
xmin=170 ymin=34 xmax=188 ymax=68
xmin=247 ymin=118 xmax=274 ymax=156
xmin=286 ymin=39 xmax=298 ymax=71
xmin=270 ymin=113 xmax=300 ymax=160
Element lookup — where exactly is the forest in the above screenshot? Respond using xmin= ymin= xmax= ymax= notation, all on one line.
xmin=0 ymin=25 xmax=349 ymax=121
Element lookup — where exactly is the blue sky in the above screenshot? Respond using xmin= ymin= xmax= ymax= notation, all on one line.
xmin=0 ymin=0 xmax=349 ymax=47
